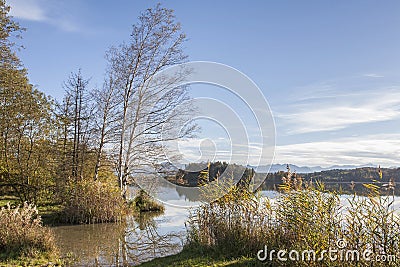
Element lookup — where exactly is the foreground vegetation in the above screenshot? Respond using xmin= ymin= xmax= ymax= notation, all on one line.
xmin=178 ymin=167 xmax=399 ymax=267
xmin=0 ymin=202 xmax=60 ymax=265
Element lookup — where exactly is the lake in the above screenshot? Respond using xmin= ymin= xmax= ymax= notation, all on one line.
xmin=52 ymin=185 xmax=400 ymax=266
xmin=52 ymin=185 xmax=200 ymax=266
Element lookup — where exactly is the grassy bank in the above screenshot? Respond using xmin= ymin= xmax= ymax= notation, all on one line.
xmin=0 ymin=178 xmax=134 ymax=266
xmin=138 ymin=246 xmax=258 ymax=267
xmin=0 ymin=195 xmax=19 ymax=207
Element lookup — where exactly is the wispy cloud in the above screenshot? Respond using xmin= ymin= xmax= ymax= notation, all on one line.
xmin=167 ymin=137 xmax=269 ymax=166
xmin=7 ymin=0 xmax=82 ymax=32
xmin=276 ymin=88 xmax=400 ymax=134
xmin=167 ymin=134 xmax=400 ymax=168
xmin=363 ymin=73 xmax=384 ymax=78
xmin=8 ymin=0 xmax=46 ymax=21
xmin=274 ymin=134 xmax=400 ymax=167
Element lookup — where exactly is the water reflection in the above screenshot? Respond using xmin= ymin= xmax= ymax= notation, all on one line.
xmin=53 ymin=222 xmax=125 ymax=266
xmin=53 ymin=200 xmax=192 ymax=266
xmin=118 ymin=212 xmax=183 ymax=266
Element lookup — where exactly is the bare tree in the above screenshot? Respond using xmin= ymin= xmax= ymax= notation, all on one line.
xmin=91 ymin=73 xmax=120 ymax=181
xmin=61 ymin=70 xmax=93 ymax=181
xmin=106 ymin=4 xmax=195 ymax=198
xmin=54 ymin=94 xmax=72 ymax=182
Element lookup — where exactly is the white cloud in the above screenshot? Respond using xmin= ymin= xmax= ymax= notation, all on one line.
xmin=8 ymin=0 xmax=46 ymax=21
xmin=363 ymin=73 xmax=384 ymax=78
xmin=165 ymin=132 xmax=400 ymax=169
xmin=7 ymin=0 xmax=82 ymax=32
xmin=274 ymin=134 xmax=400 ymax=167
xmin=170 ymin=84 xmax=400 ymax=167
xmin=277 ymin=88 xmax=400 ymax=134
xmin=167 ymin=134 xmax=400 ymax=168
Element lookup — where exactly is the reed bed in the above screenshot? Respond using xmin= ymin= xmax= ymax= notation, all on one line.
xmin=187 ymin=173 xmax=400 ymax=266
xmin=0 ymin=202 xmax=57 ymax=259
xmin=61 ymin=178 xmax=126 ymax=224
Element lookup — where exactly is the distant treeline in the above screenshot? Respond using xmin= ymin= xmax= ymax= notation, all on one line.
xmin=262 ymin=167 xmax=400 ymax=196
xmin=166 ymin=161 xmax=255 ymax=187
xmin=166 ymin=162 xmax=400 ymax=196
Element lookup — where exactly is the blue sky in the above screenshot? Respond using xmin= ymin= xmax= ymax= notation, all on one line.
xmin=7 ymin=0 xmax=400 ymax=167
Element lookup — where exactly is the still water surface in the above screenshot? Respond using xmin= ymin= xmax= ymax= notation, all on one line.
xmin=52 ymin=185 xmax=200 ymax=266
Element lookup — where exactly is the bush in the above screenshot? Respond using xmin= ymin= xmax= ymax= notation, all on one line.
xmin=132 ymin=189 xmax=165 ymax=212
xmin=61 ymin=178 xmax=126 ymax=224
xmin=0 ymin=202 xmax=57 ymax=259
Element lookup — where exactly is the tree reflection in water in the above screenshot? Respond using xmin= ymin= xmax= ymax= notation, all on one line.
xmin=53 ymin=211 xmax=185 ymax=266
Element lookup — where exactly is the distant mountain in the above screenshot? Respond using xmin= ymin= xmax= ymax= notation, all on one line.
xmin=167 ymin=161 xmax=382 ymax=174
xmin=251 ymin=164 xmax=317 ymax=173
xmin=250 ymin=163 xmax=378 ymax=174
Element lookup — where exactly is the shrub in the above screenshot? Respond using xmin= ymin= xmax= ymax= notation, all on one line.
xmin=132 ymin=189 xmax=165 ymax=212
xmin=0 ymin=202 xmax=57 ymax=259
xmin=61 ymin=178 xmax=126 ymax=224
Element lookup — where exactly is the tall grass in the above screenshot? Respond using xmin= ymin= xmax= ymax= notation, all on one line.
xmin=187 ymin=170 xmax=400 ymax=266
xmin=61 ymin=178 xmax=126 ymax=224
xmin=0 ymin=202 xmax=57 ymax=259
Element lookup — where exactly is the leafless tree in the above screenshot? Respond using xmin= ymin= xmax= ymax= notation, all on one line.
xmin=60 ymin=70 xmax=94 ymax=181
xmin=91 ymin=73 xmax=120 ymax=181
xmin=105 ymin=4 xmax=196 ymax=198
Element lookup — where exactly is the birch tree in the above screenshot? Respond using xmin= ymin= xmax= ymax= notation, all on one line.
xmin=106 ymin=4 xmax=195 ymax=198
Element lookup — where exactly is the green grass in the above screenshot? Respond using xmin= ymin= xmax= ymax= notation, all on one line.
xmin=0 ymin=253 xmax=63 ymax=267
xmin=37 ymin=203 xmax=64 ymax=225
xmin=0 ymin=195 xmax=19 ymax=207
xmin=138 ymin=247 xmax=261 ymax=267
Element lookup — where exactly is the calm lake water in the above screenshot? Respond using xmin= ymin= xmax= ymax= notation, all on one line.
xmin=52 ymin=186 xmax=400 ymax=266
xmin=52 ymin=185 xmax=200 ymax=266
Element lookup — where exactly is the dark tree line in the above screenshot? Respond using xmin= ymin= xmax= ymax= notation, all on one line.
xmin=262 ymin=167 xmax=400 ymax=196
xmin=169 ymin=161 xmax=255 ymax=188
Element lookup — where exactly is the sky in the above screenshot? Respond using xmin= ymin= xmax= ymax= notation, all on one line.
xmin=6 ymin=0 xmax=400 ymax=168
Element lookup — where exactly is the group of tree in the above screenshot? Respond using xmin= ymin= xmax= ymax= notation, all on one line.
xmin=168 ymin=161 xmax=255 ymax=188
xmin=0 ymin=2 xmax=194 ymax=206
xmin=0 ymin=0 xmax=53 ymax=203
